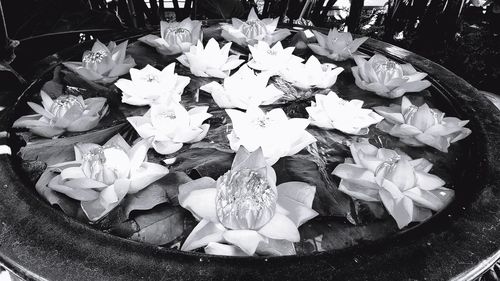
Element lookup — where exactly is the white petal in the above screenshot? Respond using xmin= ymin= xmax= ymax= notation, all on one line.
xmin=181 ymin=219 xmax=225 ymax=251
xmin=258 ymin=213 xmax=300 ymax=242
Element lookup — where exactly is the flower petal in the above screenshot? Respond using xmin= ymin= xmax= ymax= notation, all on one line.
xmin=258 ymin=213 xmax=300 ymax=242
xmin=129 ymin=162 xmax=169 ymax=193
xmin=204 ymin=242 xmax=248 ymax=256
xmin=379 ymin=188 xmax=414 ymax=229
xmin=179 ymin=179 xmax=217 ymax=221
xmin=181 ymin=219 xmax=226 ymax=251
xmin=222 ymin=230 xmax=265 ymax=256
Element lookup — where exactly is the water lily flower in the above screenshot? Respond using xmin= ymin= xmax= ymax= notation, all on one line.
xmin=127 ymin=102 xmax=211 ymax=155
xmin=220 ymin=8 xmax=291 ymax=47
xmin=47 ymin=134 xmax=169 ymax=221
xmin=306 ymin=91 xmax=383 ymax=135
xmin=247 ymin=41 xmax=303 ymax=73
xmin=179 ymin=146 xmax=318 ymax=256
xmin=114 ymin=63 xmax=190 ymax=106
xmin=138 ymin=17 xmax=202 ymax=55
xmin=177 ymin=38 xmax=244 ymax=78
xmin=373 ymin=97 xmax=471 ymax=152
xmin=308 ymin=28 xmax=368 ymax=61
xmin=13 ymin=91 xmax=108 ymax=138
xmin=351 ymin=54 xmax=431 ymax=98
xmin=63 ymin=40 xmax=136 ymax=84
xmin=226 ymin=106 xmax=316 ymax=165
xmin=280 ymin=56 xmax=344 ymax=89
xmin=200 ymin=64 xmax=284 ymax=110
xmin=332 ymin=142 xmax=454 ymax=229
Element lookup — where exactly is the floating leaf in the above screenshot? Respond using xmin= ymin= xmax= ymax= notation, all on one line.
xmin=129 ymin=205 xmax=189 ymax=245
xmin=35 ymin=169 xmax=82 ymax=218
xmin=122 ymin=172 xmax=192 ymax=218
xmin=170 ymin=148 xmax=234 ymax=179
xmin=273 ymin=155 xmax=352 ymax=217
xmin=18 ymin=123 xmax=126 ymax=165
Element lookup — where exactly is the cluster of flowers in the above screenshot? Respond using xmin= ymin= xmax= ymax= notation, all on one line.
xmin=14 ymin=9 xmax=472 ymax=257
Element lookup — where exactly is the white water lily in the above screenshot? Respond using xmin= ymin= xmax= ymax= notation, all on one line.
xmin=63 ymin=40 xmax=136 ymax=84
xmin=352 ymin=54 xmax=431 ymax=98
xmin=280 ymin=56 xmax=344 ymax=89
xmin=306 ymin=91 xmax=383 ymax=135
xmin=114 ymin=63 xmax=190 ymax=106
xmin=177 ymin=38 xmax=244 ymax=78
xmin=179 ymin=146 xmax=318 ymax=256
xmin=247 ymin=41 xmax=303 ymax=73
xmin=308 ymin=28 xmax=368 ymax=61
xmin=13 ymin=91 xmax=108 ymax=138
xmin=47 ymin=134 xmax=169 ymax=221
xmin=373 ymin=97 xmax=471 ymax=152
xmin=226 ymin=106 xmax=316 ymax=165
xmin=138 ymin=17 xmax=202 ymax=55
xmin=127 ymin=102 xmax=211 ymax=155
xmin=332 ymin=142 xmax=454 ymax=229
xmin=220 ymin=9 xmax=291 ymax=47
xmin=200 ymin=64 xmax=284 ymax=110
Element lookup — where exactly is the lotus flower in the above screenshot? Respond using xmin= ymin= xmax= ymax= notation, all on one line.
xmin=127 ymin=102 xmax=211 ymax=155
xmin=47 ymin=134 xmax=169 ymax=221
xmin=351 ymin=54 xmax=431 ymax=98
xmin=200 ymin=64 xmax=284 ymax=110
xmin=114 ymin=63 xmax=190 ymax=106
xmin=280 ymin=56 xmax=344 ymax=89
xmin=247 ymin=41 xmax=303 ymax=73
xmin=179 ymin=146 xmax=318 ymax=256
xmin=332 ymin=142 xmax=454 ymax=228
xmin=177 ymin=38 xmax=244 ymax=78
xmin=63 ymin=40 xmax=136 ymax=84
xmin=138 ymin=18 xmax=202 ymax=56
xmin=308 ymin=28 xmax=368 ymax=61
xmin=373 ymin=97 xmax=471 ymax=152
xmin=306 ymin=91 xmax=383 ymax=135
xmin=226 ymin=106 xmax=316 ymax=165
xmin=220 ymin=9 xmax=291 ymax=47
xmin=13 ymin=91 xmax=108 ymax=138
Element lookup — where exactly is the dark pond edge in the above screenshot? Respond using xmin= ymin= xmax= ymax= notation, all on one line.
xmin=0 ymin=28 xmax=498 ymax=281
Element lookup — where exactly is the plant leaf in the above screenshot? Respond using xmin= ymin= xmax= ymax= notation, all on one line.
xmin=129 ymin=205 xmax=189 ymax=245
xmin=170 ymin=148 xmax=234 ymax=179
xmin=35 ymin=168 xmax=83 ymax=218
xmin=122 ymin=172 xmax=192 ymax=218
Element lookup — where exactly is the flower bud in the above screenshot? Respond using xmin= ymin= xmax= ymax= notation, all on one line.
xmin=216 ymin=168 xmax=277 ymax=230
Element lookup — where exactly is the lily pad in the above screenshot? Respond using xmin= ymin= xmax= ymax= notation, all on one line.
xmin=170 ymin=148 xmax=234 ymax=179
xmin=120 ymin=205 xmax=192 ymax=246
xmin=122 ymin=172 xmax=192 ymax=218
xmin=273 ymin=155 xmax=352 ymax=217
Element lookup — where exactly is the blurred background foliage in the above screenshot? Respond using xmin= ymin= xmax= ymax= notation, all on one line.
xmin=1 ymin=0 xmax=499 ymax=95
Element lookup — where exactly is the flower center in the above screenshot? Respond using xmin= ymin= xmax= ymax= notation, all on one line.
xmin=82 ymin=50 xmax=108 ymax=64
xmin=266 ymin=49 xmax=277 ymax=56
xmin=216 ymin=169 xmax=277 ymax=230
xmin=253 ymin=116 xmax=270 ymax=128
xmin=143 ymin=74 xmax=160 ymax=83
xmin=241 ymin=20 xmax=267 ymax=39
xmin=49 ymin=95 xmax=85 ymax=118
xmin=164 ymin=27 xmax=192 ymax=46
xmin=81 ymin=145 xmax=129 ymax=185
xmin=403 ymin=105 xmax=441 ymax=126
xmin=159 ymin=111 xmax=176 ymax=120
xmin=374 ymin=155 xmax=401 ymax=178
